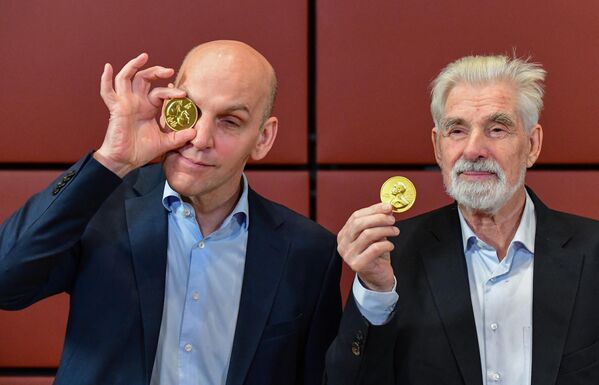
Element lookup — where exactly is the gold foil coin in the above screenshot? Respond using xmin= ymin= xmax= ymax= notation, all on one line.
xmin=164 ymin=97 xmax=198 ymax=131
xmin=380 ymin=176 xmax=417 ymax=213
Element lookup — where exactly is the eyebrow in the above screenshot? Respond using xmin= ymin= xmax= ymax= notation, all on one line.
xmin=174 ymin=91 xmax=251 ymax=117
xmin=487 ymin=112 xmax=516 ymax=127
xmin=441 ymin=117 xmax=465 ymax=130
xmin=223 ymin=104 xmax=251 ymax=116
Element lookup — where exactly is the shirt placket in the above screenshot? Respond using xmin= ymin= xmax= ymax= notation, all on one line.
xmin=177 ymin=202 xmax=204 ymax=384
xmin=482 ymin=247 xmax=510 ymax=384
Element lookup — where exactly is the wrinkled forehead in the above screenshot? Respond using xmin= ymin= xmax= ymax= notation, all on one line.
xmin=442 ymin=82 xmax=519 ymax=119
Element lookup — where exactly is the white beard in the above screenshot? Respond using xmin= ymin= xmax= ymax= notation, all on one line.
xmin=445 ymin=158 xmax=525 ymax=214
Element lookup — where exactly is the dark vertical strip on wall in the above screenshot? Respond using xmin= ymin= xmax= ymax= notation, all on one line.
xmin=307 ymin=0 xmax=318 ymax=221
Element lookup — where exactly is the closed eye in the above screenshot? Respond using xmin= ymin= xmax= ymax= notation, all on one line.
xmin=445 ymin=127 xmax=468 ymax=139
xmin=218 ymin=115 xmax=243 ymax=128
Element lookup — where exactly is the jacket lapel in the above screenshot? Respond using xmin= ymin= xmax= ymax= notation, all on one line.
xmin=226 ymin=189 xmax=289 ymax=385
xmin=529 ymin=192 xmax=583 ymax=385
xmin=125 ymin=166 xmax=169 ymax=382
xmin=419 ymin=205 xmax=483 ymax=385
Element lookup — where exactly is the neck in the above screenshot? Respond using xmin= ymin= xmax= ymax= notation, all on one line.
xmin=460 ymin=188 xmax=526 ymax=261
xmin=185 ymin=181 xmax=243 ymax=237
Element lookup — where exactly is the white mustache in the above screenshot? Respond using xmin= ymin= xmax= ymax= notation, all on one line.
xmin=452 ymin=158 xmax=504 ymax=181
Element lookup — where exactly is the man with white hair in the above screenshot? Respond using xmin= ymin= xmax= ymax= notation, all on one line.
xmin=325 ymin=55 xmax=599 ymax=385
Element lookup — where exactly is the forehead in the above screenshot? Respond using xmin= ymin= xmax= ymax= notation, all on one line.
xmin=443 ymin=82 xmax=518 ymax=120
xmin=177 ymin=50 xmax=269 ymax=111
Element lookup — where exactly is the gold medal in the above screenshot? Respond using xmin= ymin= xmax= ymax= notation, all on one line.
xmin=164 ymin=97 xmax=198 ymax=131
xmin=380 ymin=176 xmax=416 ymax=213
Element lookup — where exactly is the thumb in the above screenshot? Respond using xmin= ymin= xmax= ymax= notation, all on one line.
xmin=161 ymin=128 xmax=196 ymax=151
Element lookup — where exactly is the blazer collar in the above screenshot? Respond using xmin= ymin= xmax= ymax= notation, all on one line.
xmin=226 ymin=188 xmax=290 ymax=385
xmin=125 ymin=165 xmax=169 ymax=382
xmin=527 ymin=189 xmax=584 ymax=385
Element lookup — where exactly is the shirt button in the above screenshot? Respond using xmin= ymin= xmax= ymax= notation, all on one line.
xmin=488 ymin=371 xmax=501 ymax=381
xmin=192 ymin=292 xmax=200 ymax=301
xmin=490 ymin=323 xmax=498 ymax=331
xmin=184 ymin=343 xmax=192 ymax=352
xmin=198 ymin=241 xmax=205 ymax=248
xmin=183 ymin=209 xmax=191 ymax=217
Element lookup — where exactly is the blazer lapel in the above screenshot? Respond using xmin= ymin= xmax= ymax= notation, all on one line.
xmin=529 ymin=193 xmax=583 ymax=385
xmin=125 ymin=166 xmax=169 ymax=382
xmin=419 ymin=205 xmax=483 ymax=385
xmin=226 ymin=190 xmax=289 ymax=385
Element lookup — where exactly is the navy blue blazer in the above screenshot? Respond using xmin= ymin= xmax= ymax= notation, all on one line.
xmin=0 ymin=154 xmax=341 ymax=385
xmin=325 ymin=189 xmax=599 ymax=385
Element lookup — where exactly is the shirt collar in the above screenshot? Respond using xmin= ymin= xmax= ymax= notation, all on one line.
xmin=458 ymin=190 xmax=536 ymax=254
xmin=161 ymin=174 xmax=249 ymax=231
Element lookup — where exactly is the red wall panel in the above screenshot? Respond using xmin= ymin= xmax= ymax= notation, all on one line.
xmin=0 ymin=377 xmax=54 ymax=385
xmin=0 ymin=0 xmax=307 ymax=164
xmin=246 ymin=171 xmax=310 ymax=217
xmin=0 ymin=171 xmax=67 ymax=367
xmin=317 ymin=0 xmax=599 ymax=164
xmin=0 ymin=295 xmax=68 ymax=368
xmin=526 ymin=171 xmax=599 ymax=220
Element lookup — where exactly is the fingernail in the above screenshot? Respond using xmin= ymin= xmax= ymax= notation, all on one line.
xmin=382 ymin=203 xmax=391 ymax=211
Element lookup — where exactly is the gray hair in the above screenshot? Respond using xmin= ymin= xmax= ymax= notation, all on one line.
xmin=430 ymin=55 xmax=546 ymax=132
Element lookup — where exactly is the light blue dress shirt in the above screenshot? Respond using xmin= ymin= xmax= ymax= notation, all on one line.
xmin=354 ymin=193 xmax=536 ymax=385
xmin=460 ymin=193 xmax=535 ymax=385
xmin=150 ymin=175 xmax=249 ymax=385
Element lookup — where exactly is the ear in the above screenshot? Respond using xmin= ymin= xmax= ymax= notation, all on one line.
xmin=526 ymin=124 xmax=543 ymax=168
xmin=431 ymin=127 xmax=443 ymax=166
xmin=251 ymin=117 xmax=278 ymax=161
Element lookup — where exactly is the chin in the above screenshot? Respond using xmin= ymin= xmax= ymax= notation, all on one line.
xmin=164 ymin=171 xmax=200 ymax=195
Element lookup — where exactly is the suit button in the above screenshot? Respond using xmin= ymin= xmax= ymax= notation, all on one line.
xmin=356 ymin=330 xmax=364 ymax=341
xmin=351 ymin=341 xmax=361 ymax=356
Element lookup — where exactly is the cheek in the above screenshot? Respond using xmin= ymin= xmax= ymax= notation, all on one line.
xmin=219 ymin=138 xmax=256 ymax=164
xmin=436 ymin=147 xmax=458 ymax=174
xmin=499 ymin=145 xmax=529 ymax=177
xmin=440 ymin=166 xmax=454 ymax=188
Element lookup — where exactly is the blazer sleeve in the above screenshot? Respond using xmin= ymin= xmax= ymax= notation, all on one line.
xmin=303 ymin=241 xmax=342 ymax=385
xmin=0 ymin=154 xmax=123 ymax=310
xmin=324 ymin=292 xmax=399 ymax=385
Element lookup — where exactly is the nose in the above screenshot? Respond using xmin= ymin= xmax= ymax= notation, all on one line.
xmin=462 ymin=127 xmax=489 ymax=161
xmin=189 ymin=116 xmax=214 ymax=150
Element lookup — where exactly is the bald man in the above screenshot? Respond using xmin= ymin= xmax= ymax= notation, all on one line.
xmin=0 ymin=41 xmax=341 ymax=385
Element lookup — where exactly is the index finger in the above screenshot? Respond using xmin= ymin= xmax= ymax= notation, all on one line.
xmin=339 ymin=202 xmax=395 ymax=243
xmin=114 ymin=52 xmax=149 ymax=94
xmin=350 ymin=202 xmax=393 ymax=220
xmin=132 ymin=66 xmax=176 ymax=95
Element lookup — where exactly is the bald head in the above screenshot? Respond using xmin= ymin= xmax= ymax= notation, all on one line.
xmin=176 ymin=40 xmax=277 ymax=124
